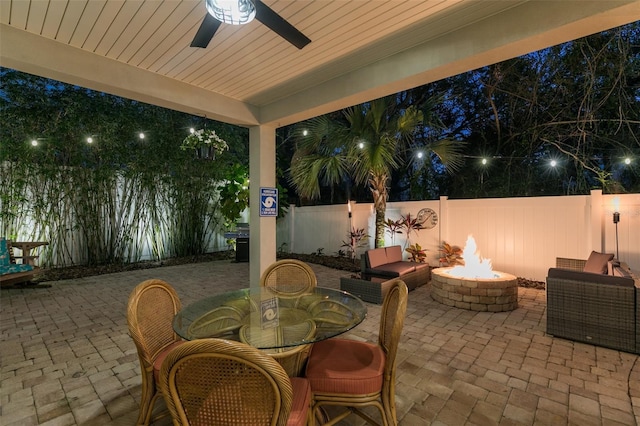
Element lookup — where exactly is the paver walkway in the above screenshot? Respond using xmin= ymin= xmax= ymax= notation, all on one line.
xmin=1 ymin=260 xmax=639 ymax=425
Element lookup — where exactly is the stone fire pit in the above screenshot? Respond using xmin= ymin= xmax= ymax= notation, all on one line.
xmin=431 ymin=267 xmax=518 ymax=312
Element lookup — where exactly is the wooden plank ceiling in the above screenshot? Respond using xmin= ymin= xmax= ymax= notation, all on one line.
xmin=1 ymin=0 xmax=639 ymax=126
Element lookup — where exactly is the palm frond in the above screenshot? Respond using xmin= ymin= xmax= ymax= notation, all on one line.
xmin=429 ymin=139 xmax=467 ymax=174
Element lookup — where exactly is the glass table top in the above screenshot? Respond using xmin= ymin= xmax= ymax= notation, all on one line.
xmin=173 ymin=287 xmax=367 ymax=349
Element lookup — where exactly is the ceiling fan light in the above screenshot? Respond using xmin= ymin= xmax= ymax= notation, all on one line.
xmin=206 ymin=0 xmax=256 ymax=25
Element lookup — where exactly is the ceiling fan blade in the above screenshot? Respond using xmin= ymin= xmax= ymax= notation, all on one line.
xmin=191 ymin=14 xmax=222 ymax=48
xmin=255 ymin=1 xmax=311 ymax=49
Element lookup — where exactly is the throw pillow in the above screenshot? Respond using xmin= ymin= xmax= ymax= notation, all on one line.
xmin=583 ymin=251 xmax=614 ymax=274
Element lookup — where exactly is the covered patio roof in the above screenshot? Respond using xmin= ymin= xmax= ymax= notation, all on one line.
xmin=1 ymin=0 xmax=639 ymax=285
xmin=2 ymin=1 xmax=638 ymax=128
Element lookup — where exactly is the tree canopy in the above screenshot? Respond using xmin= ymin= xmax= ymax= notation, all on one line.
xmin=280 ymin=22 xmax=640 ymax=205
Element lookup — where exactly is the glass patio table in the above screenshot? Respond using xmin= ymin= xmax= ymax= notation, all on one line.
xmin=173 ymin=286 xmax=367 ymax=348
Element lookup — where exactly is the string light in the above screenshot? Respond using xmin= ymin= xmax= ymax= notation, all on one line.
xmin=302 ymin=129 xmax=308 ymax=136
xmin=549 ymin=160 xmax=557 ymax=167
xmin=189 ymin=128 xmax=195 ymax=134
xmin=416 ymin=152 xmax=424 ymax=159
xmin=358 ymin=142 xmax=364 ymax=149
xmin=139 ymin=132 xmax=145 ymax=140
xmin=624 ymin=157 xmax=631 ymax=165
xmin=481 ymin=158 xmax=488 ymax=165
xmin=86 ymin=137 xmax=93 ymax=144
xmin=31 ymin=140 xmax=38 ymax=146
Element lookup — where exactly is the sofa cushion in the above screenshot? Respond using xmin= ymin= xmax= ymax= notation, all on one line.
xmin=366 ymin=248 xmax=388 ymax=269
xmin=369 ymin=262 xmax=416 ymax=277
xmin=385 ymin=246 xmax=403 ymax=263
xmin=0 ymin=264 xmax=34 ymax=276
xmin=413 ymin=262 xmax=430 ymax=271
xmin=583 ymin=251 xmax=614 ymax=274
xmin=548 ymin=268 xmax=633 ymax=287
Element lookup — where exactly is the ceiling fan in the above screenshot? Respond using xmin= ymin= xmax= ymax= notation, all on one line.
xmin=191 ymin=0 xmax=311 ymax=49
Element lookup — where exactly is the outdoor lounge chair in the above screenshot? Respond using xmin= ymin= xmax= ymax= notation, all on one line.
xmin=0 ymin=238 xmax=45 ymax=286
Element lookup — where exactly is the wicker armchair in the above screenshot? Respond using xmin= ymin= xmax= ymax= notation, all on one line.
xmin=305 ymin=279 xmax=409 ymax=426
xmin=158 ymin=338 xmax=313 ymax=426
xmin=547 ymin=257 xmax=638 ymax=354
xmin=127 ymin=279 xmax=185 ymax=425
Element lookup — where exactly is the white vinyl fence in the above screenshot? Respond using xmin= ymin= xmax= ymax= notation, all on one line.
xmin=277 ymin=190 xmax=640 ymax=282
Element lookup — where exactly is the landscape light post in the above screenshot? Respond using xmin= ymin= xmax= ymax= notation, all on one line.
xmin=613 ymin=211 xmax=620 ymax=259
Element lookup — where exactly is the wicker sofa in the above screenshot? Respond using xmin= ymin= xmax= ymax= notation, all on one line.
xmin=546 ymin=253 xmax=639 ymax=354
xmin=359 ymin=245 xmax=430 ymax=291
xmin=340 ymin=245 xmax=430 ymax=304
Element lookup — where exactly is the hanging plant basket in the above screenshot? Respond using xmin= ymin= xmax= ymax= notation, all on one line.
xmin=180 ymin=129 xmax=228 ymax=160
xmin=196 ymin=146 xmax=216 ymax=160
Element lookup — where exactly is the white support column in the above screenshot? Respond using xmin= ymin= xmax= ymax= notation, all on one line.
xmin=249 ymin=125 xmax=277 ymax=288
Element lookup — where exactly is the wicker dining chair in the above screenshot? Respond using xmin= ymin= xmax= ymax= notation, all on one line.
xmin=305 ymin=279 xmax=408 ymax=426
xmin=260 ymin=259 xmax=318 ymax=299
xmin=187 ymin=305 xmax=245 ymax=339
xmin=127 ymin=279 xmax=185 ymax=426
xmin=158 ymin=338 xmax=313 ymax=426
xmin=259 ymin=259 xmax=319 ymax=375
xmin=240 ymin=319 xmax=317 ymax=377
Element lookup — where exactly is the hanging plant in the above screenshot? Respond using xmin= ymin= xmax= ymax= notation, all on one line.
xmin=180 ymin=129 xmax=229 ymax=159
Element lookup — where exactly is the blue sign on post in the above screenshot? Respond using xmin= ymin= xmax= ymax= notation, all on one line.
xmin=259 ymin=187 xmax=278 ymax=217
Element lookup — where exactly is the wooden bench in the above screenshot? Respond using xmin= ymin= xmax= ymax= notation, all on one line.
xmin=0 ymin=239 xmax=48 ymax=286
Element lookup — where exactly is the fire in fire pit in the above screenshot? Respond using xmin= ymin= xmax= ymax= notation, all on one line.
xmin=449 ymin=235 xmax=497 ymax=279
xmin=431 ymin=235 xmax=518 ymax=312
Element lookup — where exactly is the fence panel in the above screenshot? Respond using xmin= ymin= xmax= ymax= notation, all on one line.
xmin=277 ymin=191 xmax=638 ymax=281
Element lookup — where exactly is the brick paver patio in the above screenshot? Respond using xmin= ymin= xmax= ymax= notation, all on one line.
xmin=1 ymin=260 xmax=639 ymax=425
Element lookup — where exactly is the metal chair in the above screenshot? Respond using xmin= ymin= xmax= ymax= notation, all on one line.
xmin=127 ymin=279 xmax=184 ymax=425
xmin=305 ymin=279 xmax=409 ymax=426
xmin=158 ymin=338 xmax=313 ymax=426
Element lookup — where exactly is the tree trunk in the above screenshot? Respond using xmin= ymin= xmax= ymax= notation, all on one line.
xmin=369 ymin=173 xmax=388 ymax=248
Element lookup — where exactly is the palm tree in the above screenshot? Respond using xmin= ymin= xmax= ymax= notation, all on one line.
xmin=289 ymin=95 xmax=463 ymax=247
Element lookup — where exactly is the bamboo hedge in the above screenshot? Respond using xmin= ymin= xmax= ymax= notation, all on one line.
xmin=0 ymin=69 xmax=249 ymax=267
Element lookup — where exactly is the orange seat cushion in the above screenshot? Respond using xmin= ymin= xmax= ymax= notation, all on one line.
xmin=305 ymin=338 xmax=385 ymax=394
xmin=153 ymin=341 xmax=185 ymax=381
xmin=288 ymin=377 xmax=311 ymax=426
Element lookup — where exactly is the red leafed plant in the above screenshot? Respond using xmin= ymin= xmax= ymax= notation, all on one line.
xmin=439 ymin=242 xmax=463 ymax=266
